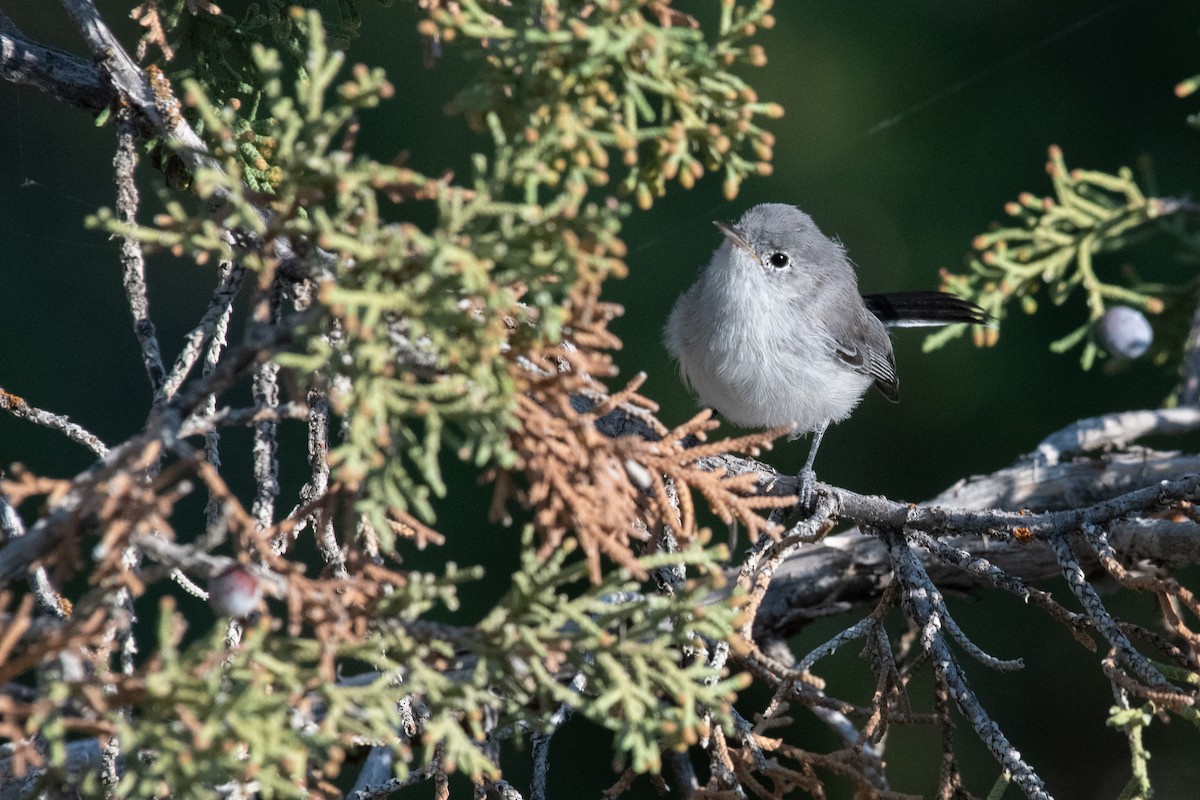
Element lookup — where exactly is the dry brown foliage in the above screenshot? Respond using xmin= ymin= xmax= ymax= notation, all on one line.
xmin=0 ymin=443 xmax=414 ymax=716
xmin=495 ymin=284 xmax=796 ymax=581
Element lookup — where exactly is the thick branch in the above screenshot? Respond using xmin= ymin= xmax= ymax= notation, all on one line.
xmin=1035 ymin=406 xmax=1200 ymax=465
xmin=0 ymin=10 xmax=112 ymax=112
xmin=58 ymin=0 xmax=218 ymax=174
xmin=753 ymin=449 xmax=1200 ymax=639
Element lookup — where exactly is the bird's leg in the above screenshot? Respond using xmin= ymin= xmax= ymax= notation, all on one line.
xmin=797 ymin=422 xmax=827 ymax=509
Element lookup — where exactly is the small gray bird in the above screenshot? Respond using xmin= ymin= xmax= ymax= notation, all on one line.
xmin=663 ymin=203 xmax=988 ymax=505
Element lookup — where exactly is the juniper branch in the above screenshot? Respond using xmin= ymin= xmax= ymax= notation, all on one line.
xmin=0 ymin=386 xmax=108 ymax=457
xmin=883 ymin=527 xmax=1052 ymax=800
xmin=1035 ymin=406 xmax=1200 ymax=465
xmin=114 ymin=106 xmax=165 ymax=395
xmin=159 ymin=261 xmax=246 ymax=403
xmin=1048 ymin=532 xmax=1172 ymax=690
xmin=0 ymin=10 xmax=111 ymax=112
xmin=58 ymin=0 xmax=219 ymax=175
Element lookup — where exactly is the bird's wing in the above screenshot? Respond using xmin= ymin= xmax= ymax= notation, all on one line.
xmin=828 ymin=312 xmax=900 ymax=403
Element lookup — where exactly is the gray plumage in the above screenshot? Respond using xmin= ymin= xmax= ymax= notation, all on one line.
xmin=664 ymin=203 xmax=897 ymax=431
xmin=663 ymin=203 xmax=986 ymax=503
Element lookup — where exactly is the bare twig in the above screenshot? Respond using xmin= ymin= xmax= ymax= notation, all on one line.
xmin=196 ymin=259 xmax=245 ymax=538
xmin=906 ymin=529 xmax=1093 ymax=647
xmin=160 ymin=266 xmax=247 ymax=404
xmin=180 ymin=402 xmax=309 ymax=438
xmin=108 ymin=109 xmax=159 ymax=746
xmin=114 ymin=106 xmax=165 ymax=395
xmin=883 ymin=527 xmax=1053 ymax=800
xmin=254 ymin=282 xmax=283 ymax=542
xmin=1047 ymin=532 xmax=1172 ymax=691
xmin=292 ymin=390 xmax=345 ymax=575
xmin=0 ymin=386 xmax=108 ymax=457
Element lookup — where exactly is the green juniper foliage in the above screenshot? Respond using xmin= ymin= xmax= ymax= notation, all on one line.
xmin=49 ymin=539 xmax=744 ymax=798
xmin=94 ymin=0 xmax=780 ymax=541
xmin=929 ymin=145 xmax=1200 ymax=372
xmin=54 ymin=0 xmax=781 ymax=795
xmin=11 ymin=3 xmax=1200 ymax=796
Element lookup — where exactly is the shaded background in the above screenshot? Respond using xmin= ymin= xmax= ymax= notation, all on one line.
xmin=1 ymin=1 xmax=1199 ymax=797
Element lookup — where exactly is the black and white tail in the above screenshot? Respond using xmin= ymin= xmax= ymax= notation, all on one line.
xmin=862 ymin=291 xmax=990 ymax=328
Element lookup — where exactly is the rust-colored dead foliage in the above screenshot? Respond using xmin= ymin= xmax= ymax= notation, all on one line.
xmin=494 ymin=284 xmax=796 ymax=581
xmin=0 ymin=442 xmax=415 ymax=739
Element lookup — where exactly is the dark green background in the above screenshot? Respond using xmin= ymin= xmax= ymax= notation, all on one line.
xmin=1 ymin=2 xmax=1199 ymax=798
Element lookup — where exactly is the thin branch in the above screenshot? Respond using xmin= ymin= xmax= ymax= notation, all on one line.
xmin=254 ymin=281 xmax=283 ymax=541
xmin=130 ymin=531 xmax=287 ymax=597
xmin=159 ymin=261 xmax=246 ymax=403
xmin=0 ymin=386 xmax=108 ymax=457
xmin=735 ymin=500 xmax=835 ymax=642
xmin=291 ymin=390 xmax=345 ymax=575
xmin=160 ymin=306 xmax=299 ymax=424
xmin=114 ymin=105 xmax=166 ymax=395
xmin=796 ymin=615 xmax=876 ymax=674
xmin=932 ymin=669 xmax=965 ymax=800
xmin=196 ymin=259 xmax=244 ymax=539
xmin=180 ymin=402 xmax=309 ymax=438
xmin=883 ymin=527 xmax=1053 ymax=800
xmin=940 ymin=606 xmax=1024 ymax=672
xmin=1047 ymin=532 xmax=1172 ymax=691
xmin=906 ymin=529 xmax=1093 ymax=647
xmin=98 ymin=145 xmax=153 ymax=786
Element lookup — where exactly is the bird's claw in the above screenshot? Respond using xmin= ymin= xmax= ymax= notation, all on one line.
xmin=797 ymin=467 xmax=818 ymax=512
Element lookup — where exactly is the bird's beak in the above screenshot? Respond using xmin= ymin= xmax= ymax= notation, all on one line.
xmin=713 ymin=220 xmax=755 ymax=257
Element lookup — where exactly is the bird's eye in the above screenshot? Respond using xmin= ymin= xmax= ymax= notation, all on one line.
xmin=768 ymin=252 xmax=790 ymax=269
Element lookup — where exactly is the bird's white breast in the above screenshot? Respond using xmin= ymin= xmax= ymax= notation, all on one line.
xmin=665 ymin=259 xmax=872 ymax=433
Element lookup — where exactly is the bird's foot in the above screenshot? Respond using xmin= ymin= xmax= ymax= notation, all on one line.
xmin=796 ymin=467 xmax=818 ymax=512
